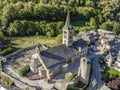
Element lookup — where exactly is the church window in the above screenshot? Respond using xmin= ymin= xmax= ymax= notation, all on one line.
xmin=83 ymin=59 xmax=86 ymax=62
xmin=64 ymin=31 xmax=67 ymax=34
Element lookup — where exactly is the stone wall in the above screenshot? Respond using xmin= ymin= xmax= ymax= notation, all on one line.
xmin=5 ymin=44 xmax=44 ymax=59
xmin=1 ymin=72 xmax=38 ymax=90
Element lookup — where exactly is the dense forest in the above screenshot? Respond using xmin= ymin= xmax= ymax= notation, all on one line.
xmin=0 ymin=0 xmax=120 ymax=37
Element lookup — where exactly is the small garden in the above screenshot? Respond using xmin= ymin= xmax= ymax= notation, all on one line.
xmin=19 ymin=65 xmax=30 ymax=76
xmin=99 ymin=57 xmax=120 ymax=81
xmin=101 ymin=67 xmax=120 ymax=81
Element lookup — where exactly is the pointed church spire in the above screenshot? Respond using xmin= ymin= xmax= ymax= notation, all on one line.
xmin=65 ymin=10 xmax=71 ymax=27
xmin=62 ymin=10 xmax=73 ymax=46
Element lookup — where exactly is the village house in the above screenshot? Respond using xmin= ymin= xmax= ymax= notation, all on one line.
xmin=105 ymin=48 xmax=120 ymax=72
xmin=82 ymin=33 xmax=96 ymax=45
xmin=97 ymin=29 xmax=116 ymax=41
xmin=106 ymin=52 xmax=114 ymax=67
xmin=97 ymin=29 xmax=120 ymax=54
xmin=114 ymin=51 xmax=120 ymax=72
xmin=79 ymin=30 xmax=99 ymax=45
xmin=99 ymin=35 xmax=120 ymax=54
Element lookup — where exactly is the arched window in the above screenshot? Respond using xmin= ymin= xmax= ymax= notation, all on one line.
xmin=64 ymin=31 xmax=67 ymax=34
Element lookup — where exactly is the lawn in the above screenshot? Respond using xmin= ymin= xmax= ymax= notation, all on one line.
xmin=9 ymin=36 xmax=57 ymax=49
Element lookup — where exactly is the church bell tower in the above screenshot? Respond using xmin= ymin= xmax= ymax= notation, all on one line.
xmin=62 ymin=11 xmax=73 ymax=46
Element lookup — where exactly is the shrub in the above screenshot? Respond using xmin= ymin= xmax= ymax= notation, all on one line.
xmin=19 ymin=65 xmax=30 ymax=76
xmin=0 ymin=31 xmax=5 ymax=40
xmin=65 ymin=72 xmax=73 ymax=82
xmin=0 ymin=47 xmax=14 ymax=55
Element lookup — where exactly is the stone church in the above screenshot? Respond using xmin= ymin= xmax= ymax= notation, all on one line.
xmin=29 ymin=11 xmax=88 ymax=80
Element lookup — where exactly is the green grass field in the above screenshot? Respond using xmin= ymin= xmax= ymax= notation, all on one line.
xmin=8 ymin=36 xmax=57 ymax=49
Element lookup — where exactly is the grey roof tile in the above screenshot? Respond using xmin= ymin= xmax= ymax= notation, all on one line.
xmin=40 ymin=44 xmax=73 ymax=69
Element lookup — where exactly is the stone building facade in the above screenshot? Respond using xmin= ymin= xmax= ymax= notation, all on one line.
xmin=106 ymin=52 xmax=113 ymax=66
xmin=98 ymin=29 xmax=116 ymax=41
xmin=114 ymin=52 xmax=120 ymax=72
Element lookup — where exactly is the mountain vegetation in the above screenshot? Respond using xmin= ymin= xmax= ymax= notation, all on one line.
xmin=0 ymin=0 xmax=120 ymax=37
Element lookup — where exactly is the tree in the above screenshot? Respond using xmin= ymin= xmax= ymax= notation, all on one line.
xmin=87 ymin=17 xmax=97 ymax=29
xmin=85 ymin=0 xmax=95 ymax=7
xmin=100 ymin=20 xmax=114 ymax=31
xmin=113 ymin=23 xmax=120 ymax=35
xmin=8 ymin=20 xmax=21 ymax=36
xmin=0 ymin=31 xmax=5 ymax=40
xmin=65 ymin=72 xmax=73 ymax=82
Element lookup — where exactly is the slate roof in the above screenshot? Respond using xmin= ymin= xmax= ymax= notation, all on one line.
xmin=40 ymin=44 xmax=73 ymax=69
xmin=108 ymin=40 xmax=116 ymax=46
xmin=39 ymin=39 xmax=88 ymax=70
xmin=72 ymin=38 xmax=88 ymax=49
xmin=110 ymin=49 xmax=118 ymax=56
